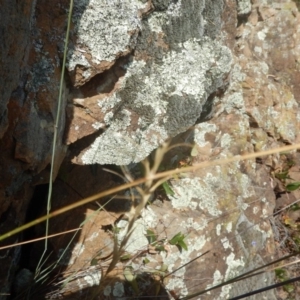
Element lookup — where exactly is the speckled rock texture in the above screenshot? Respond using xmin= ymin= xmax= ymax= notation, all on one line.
xmin=1 ymin=0 xmax=300 ymax=299
xmin=66 ymin=0 xmax=232 ymax=165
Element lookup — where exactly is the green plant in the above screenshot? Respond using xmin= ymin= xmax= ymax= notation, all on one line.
xmin=275 ymin=268 xmax=295 ymax=294
xmin=168 ymin=232 xmax=188 ymax=252
xmin=273 ymin=156 xmax=300 ymax=192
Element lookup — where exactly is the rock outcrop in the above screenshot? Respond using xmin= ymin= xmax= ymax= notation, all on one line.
xmin=66 ymin=0 xmax=232 ymax=165
xmin=1 ymin=0 xmax=300 ymax=299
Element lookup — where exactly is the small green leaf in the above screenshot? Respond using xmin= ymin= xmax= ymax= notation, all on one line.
xmin=283 ymin=283 xmax=294 ymax=293
xmin=90 ymin=258 xmax=98 ymax=266
xmin=177 ymin=240 xmax=188 ymax=251
xmin=146 ymin=229 xmax=157 ymax=244
xmin=275 ymin=268 xmax=286 ymax=279
xmin=291 ymin=204 xmax=300 ymax=211
xmin=124 ymin=266 xmax=139 ymax=294
xmin=123 ymin=266 xmax=136 ymax=282
xmin=155 ymin=281 xmax=161 ymax=296
xmin=120 ymin=253 xmax=132 ymax=261
xmin=155 ymin=245 xmax=166 ymax=252
xmin=169 ymin=232 xmax=184 ymax=245
xmin=159 ymin=264 xmax=168 ymax=273
xmin=143 ymin=257 xmax=150 ymax=264
xmin=169 ymin=232 xmax=188 ymax=251
xmin=286 ymin=182 xmax=300 ymax=191
xmin=275 ymin=171 xmax=290 ymax=180
xmin=162 ymin=181 xmax=175 ymax=196
xmin=287 ymin=160 xmax=295 ymax=167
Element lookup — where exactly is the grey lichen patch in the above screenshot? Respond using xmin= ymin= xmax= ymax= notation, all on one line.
xmin=194 ymin=123 xmax=218 ymax=147
xmin=212 ymin=252 xmax=246 ymax=299
xmin=223 ymin=92 xmax=246 ymax=114
xmin=81 ymin=38 xmax=232 ymax=165
xmin=148 ymin=0 xmax=206 ymax=45
xmin=161 ymin=235 xmax=208 ymax=298
xmin=68 ymin=0 xmax=233 ymax=165
xmin=67 ymin=51 xmax=90 ymax=74
xmin=220 ymin=133 xmax=232 ymax=148
xmin=168 ymin=177 xmax=223 ymax=217
xmin=225 ymin=252 xmax=245 ymax=279
xmin=236 ymin=0 xmax=252 ymax=16
xmin=240 ymin=174 xmax=255 ymax=198
xmin=68 ymin=0 xmax=145 ymax=70
xmin=97 ymin=93 xmax=123 ymax=114
xmin=118 ymin=219 xmax=149 ymax=253
xmin=83 ymin=269 xmax=101 ymax=287
xmin=181 ymin=217 xmax=208 ymax=231
xmin=103 ymin=285 xmax=111 ymax=296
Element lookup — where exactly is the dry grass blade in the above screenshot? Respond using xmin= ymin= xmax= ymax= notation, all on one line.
xmin=0 ymin=228 xmax=80 ymax=251
xmin=179 ymin=251 xmax=300 ymax=300
xmin=90 ymin=142 xmax=171 ymax=300
xmin=1 ymin=143 xmax=300 ymax=243
xmin=228 ymin=275 xmax=300 ymax=300
xmin=34 ymin=0 xmax=74 ymax=281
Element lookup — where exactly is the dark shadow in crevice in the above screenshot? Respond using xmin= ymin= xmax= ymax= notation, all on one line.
xmin=237 ymin=12 xmax=251 ymax=28
xmin=197 ymin=92 xmax=216 ymax=123
xmin=17 ymin=184 xmax=51 ymax=271
xmin=10 ymin=184 xmax=58 ymax=300
xmin=72 ymin=53 xmax=134 ymax=98
xmin=196 ymin=83 xmax=227 ymax=124
xmin=67 ymin=129 xmax=105 ymax=159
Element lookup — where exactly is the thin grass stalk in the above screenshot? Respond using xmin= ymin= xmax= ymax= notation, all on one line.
xmin=35 ymin=0 xmax=74 ymax=273
xmin=104 ymin=143 xmax=170 ymax=277
xmin=179 ymin=251 xmax=300 ymax=300
xmin=228 ymin=275 xmax=300 ymax=300
xmin=0 ymin=228 xmax=79 ymax=251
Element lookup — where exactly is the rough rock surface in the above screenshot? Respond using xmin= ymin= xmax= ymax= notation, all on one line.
xmin=67 ymin=0 xmax=232 ymax=165
xmin=1 ymin=0 xmax=300 ymax=299
xmin=0 ymin=0 xmax=71 ymax=297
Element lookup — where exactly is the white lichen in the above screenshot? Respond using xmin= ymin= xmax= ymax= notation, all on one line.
xmin=81 ymin=36 xmax=232 ymax=165
xmin=83 ymin=269 xmax=101 ymax=287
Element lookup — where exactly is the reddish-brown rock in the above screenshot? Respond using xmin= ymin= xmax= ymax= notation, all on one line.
xmin=1 ymin=0 xmax=300 ymax=299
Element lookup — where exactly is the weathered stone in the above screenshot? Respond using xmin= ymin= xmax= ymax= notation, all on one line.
xmin=0 ymin=0 xmax=35 ymax=138
xmin=67 ymin=0 xmax=147 ymax=87
xmin=67 ymin=0 xmax=232 ymax=165
xmin=236 ymin=0 xmax=252 ymax=16
xmin=2 ymin=0 xmax=300 ymax=299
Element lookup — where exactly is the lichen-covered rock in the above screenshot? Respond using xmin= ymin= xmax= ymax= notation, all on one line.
xmin=50 ymin=1 xmax=300 ymax=299
xmin=79 ymin=39 xmax=231 ymax=165
xmin=236 ymin=0 xmax=252 ymax=15
xmin=2 ymin=0 xmax=300 ymax=299
xmin=66 ymin=0 xmax=232 ymax=165
xmin=67 ymin=0 xmax=146 ymax=86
